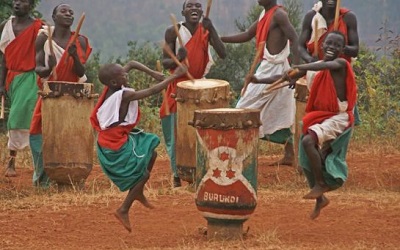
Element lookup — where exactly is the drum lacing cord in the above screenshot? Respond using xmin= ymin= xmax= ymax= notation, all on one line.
xmin=131 ymin=129 xmax=145 ymax=158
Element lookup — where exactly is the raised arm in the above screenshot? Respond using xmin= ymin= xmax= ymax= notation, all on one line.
xmin=123 ymin=60 xmax=165 ymax=82
xmin=220 ymin=21 xmax=257 ymax=44
xmin=67 ymin=35 xmax=88 ymax=78
xmin=343 ymin=11 xmax=359 ymax=58
xmin=202 ymin=17 xmax=226 ymax=59
xmin=162 ymin=26 xmax=187 ymax=70
xmin=35 ymin=33 xmax=56 ymax=78
xmin=293 ymin=58 xmax=347 ymax=72
xmin=298 ymin=11 xmax=317 ymax=63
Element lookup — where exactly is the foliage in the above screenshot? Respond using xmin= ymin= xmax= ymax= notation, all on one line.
xmin=283 ymin=0 xmax=303 ymax=34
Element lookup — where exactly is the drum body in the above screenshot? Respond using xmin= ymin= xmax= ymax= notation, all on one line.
xmin=42 ymin=81 xmax=95 ymax=186
xmin=192 ymin=108 xmax=261 ymax=240
xmin=176 ymin=79 xmax=230 ymax=183
xmin=294 ymin=78 xmax=309 ymax=170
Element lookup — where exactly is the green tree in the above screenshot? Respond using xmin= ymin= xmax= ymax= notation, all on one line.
xmin=0 ymin=0 xmax=41 ymax=22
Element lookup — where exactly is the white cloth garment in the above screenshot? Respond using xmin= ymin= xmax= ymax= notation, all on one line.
xmin=0 ymin=17 xmax=15 ymax=53
xmin=96 ymin=87 xmax=139 ymax=130
xmin=309 ymin=100 xmax=350 ymax=146
xmin=236 ymin=19 xmax=295 ymax=138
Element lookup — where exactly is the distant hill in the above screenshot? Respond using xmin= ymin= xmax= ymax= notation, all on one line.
xmin=36 ymin=0 xmax=400 ymax=60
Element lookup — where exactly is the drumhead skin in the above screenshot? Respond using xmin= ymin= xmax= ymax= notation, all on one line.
xmin=177 ymin=79 xmax=229 ymax=89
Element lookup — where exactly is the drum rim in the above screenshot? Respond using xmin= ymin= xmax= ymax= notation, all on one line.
xmin=177 ymin=79 xmax=229 ymax=89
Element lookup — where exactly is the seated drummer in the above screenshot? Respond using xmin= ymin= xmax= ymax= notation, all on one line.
xmin=29 ymin=3 xmax=92 ymax=187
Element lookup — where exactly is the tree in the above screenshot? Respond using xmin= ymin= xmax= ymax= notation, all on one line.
xmin=0 ymin=0 xmax=41 ymax=22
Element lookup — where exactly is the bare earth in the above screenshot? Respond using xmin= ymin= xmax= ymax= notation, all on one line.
xmin=1 ymin=153 xmax=399 ymax=250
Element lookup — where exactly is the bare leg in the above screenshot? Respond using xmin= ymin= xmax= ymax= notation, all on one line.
xmin=114 ymin=152 xmax=157 ymax=232
xmin=269 ymin=142 xmax=294 ymax=166
xmin=4 ymin=150 xmax=17 ymax=177
xmin=302 ymin=134 xmax=329 ymax=199
xmin=310 ymin=195 xmax=330 ymax=220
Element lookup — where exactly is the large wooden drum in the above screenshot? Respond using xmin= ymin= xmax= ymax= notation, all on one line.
xmin=192 ymin=108 xmax=261 ymax=240
xmin=41 ymin=81 xmax=96 ymax=186
xmin=176 ymin=79 xmax=230 ymax=183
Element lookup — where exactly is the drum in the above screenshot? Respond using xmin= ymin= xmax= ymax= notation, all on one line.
xmin=294 ymin=78 xmax=308 ymax=171
xmin=41 ymin=81 xmax=96 ymax=186
xmin=176 ymin=79 xmax=230 ymax=183
xmin=192 ymin=108 xmax=261 ymax=240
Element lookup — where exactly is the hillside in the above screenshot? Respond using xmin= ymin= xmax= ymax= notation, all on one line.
xmin=36 ymin=0 xmax=400 ymax=60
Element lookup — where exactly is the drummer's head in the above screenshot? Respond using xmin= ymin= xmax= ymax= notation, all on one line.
xmin=182 ymin=0 xmax=203 ymax=24
xmin=52 ymin=3 xmax=74 ymax=27
xmin=322 ymin=31 xmax=346 ymax=61
xmin=98 ymin=64 xmax=128 ymax=89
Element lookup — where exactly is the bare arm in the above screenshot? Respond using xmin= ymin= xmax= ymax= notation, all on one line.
xmin=298 ymin=11 xmax=316 ymax=63
xmin=162 ymin=26 xmax=181 ymax=70
xmin=293 ymin=58 xmax=347 ymax=71
xmin=275 ymin=9 xmax=300 ymax=65
xmin=0 ymin=21 xmax=7 ymax=96
xmin=249 ymin=74 xmax=283 ymax=84
xmin=343 ymin=11 xmax=359 ymax=58
xmin=123 ymin=60 xmax=165 ymax=81
xmin=220 ymin=21 xmax=257 ymax=43
xmin=35 ymin=33 xmax=55 ymax=78
xmin=202 ymin=17 xmax=226 ymax=59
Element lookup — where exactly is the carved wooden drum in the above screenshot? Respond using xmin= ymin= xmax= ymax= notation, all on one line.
xmin=192 ymin=108 xmax=261 ymax=240
xmin=41 ymin=81 xmax=96 ymax=186
xmin=176 ymin=79 xmax=230 ymax=183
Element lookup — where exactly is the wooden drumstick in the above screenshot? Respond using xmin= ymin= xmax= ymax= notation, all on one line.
xmin=205 ymin=0 xmax=213 ymax=18
xmin=156 ymin=60 xmax=170 ymax=116
xmin=263 ymin=69 xmax=300 ymax=95
xmin=47 ymin=24 xmax=57 ymax=80
xmin=170 ymin=14 xmax=190 ymax=67
xmin=162 ymin=43 xmax=195 ymax=82
xmin=242 ymin=41 xmax=265 ymax=96
xmin=333 ymin=0 xmax=341 ymax=30
xmin=65 ymin=12 xmax=86 ymax=63
xmin=313 ymin=19 xmax=319 ymax=58
xmin=0 ymin=95 xmax=4 ymax=120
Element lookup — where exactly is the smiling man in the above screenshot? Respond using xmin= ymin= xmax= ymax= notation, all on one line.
xmin=160 ymin=0 xmax=226 ymax=187
xmin=0 ymin=0 xmax=43 ymax=177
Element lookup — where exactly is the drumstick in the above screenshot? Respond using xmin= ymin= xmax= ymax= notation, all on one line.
xmin=162 ymin=43 xmax=195 ymax=82
xmin=170 ymin=14 xmax=190 ymax=67
xmin=333 ymin=0 xmax=341 ymax=30
xmin=262 ymin=69 xmax=300 ymax=95
xmin=65 ymin=13 xmax=86 ymax=63
xmin=313 ymin=19 xmax=319 ymax=57
xmin=0 ymin=95 xmax=5 ymax=120
xmin=205 ymin=0 xmax=213 ymax=18
xmin=156 ymin=60 xmax=170 ymax=116
xmin=47 ymin=24 xmax=57 ymax=80
xmin=242 ymin=41 xmax=265 ymax=96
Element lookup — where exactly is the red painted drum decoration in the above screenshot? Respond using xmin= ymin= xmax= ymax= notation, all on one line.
xmin=176 ymin=79 xmax=230 ymax=183
xmin=41 ymin=81 xmax=96 ymax=186
xmin=191 ymin=108 xmax=261 ymax=240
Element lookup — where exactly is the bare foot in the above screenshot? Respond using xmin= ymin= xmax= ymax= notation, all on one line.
xmin=114 ymin=209 xmax=132 ymax=233
xmin=303 ymin=185 xmax=330 ymax=199
xmin=310 ymin=195 xmax=330 ymax=220
xmin=268 ymin=157 xmax=294 ymax=167
xmin=4 ymin=167 xmax=17 ymax=177
xmin=136 ymin=194 xmax=155 ymax=209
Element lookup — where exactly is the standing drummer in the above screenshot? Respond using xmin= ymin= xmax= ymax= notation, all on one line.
xmin=161 ymin=0 xmax=226 ymax=187
xmin=0 ymin=0 xmax=43 ymax=177
xmin=29 ymin=3 xmax=92 ymax=187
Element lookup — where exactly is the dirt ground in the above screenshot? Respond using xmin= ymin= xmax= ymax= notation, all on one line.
xmin=1 ymin=152 xmax=400 ymax=250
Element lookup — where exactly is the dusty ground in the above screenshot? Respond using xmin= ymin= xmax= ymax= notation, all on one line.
xmin=0 ymin=152 xmax=399 ymax=250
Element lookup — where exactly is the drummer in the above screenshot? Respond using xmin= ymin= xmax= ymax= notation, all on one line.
xmin=161 ymin=0 xmax=226 ymax=187
xmin=29 ymin=3 xmax=92 ymax=187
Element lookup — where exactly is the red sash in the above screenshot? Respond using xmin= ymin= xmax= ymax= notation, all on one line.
xmin=4 ymin=19 xmax=43 ymax=91
xmin=307 ymin=8 xmax=351 ymax=62
xmin=302 ymin=61 xmax=357 ymax=134
xmin=159 ymin=24 xmax=210 ymax=118
xmin=29 ymin=34 xmax=92 ymax=134
xmin=90 ymin=87 xmax=141 ymax=151
xmin=255 ymin=5 xmax=280 ymax=61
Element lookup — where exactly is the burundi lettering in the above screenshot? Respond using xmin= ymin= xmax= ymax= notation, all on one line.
xmin=204 ymin=192 xmax=239 ymax=203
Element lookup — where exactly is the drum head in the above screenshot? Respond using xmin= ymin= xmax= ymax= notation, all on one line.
xmin=177 ymin=79 xmax=229 ymax=89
